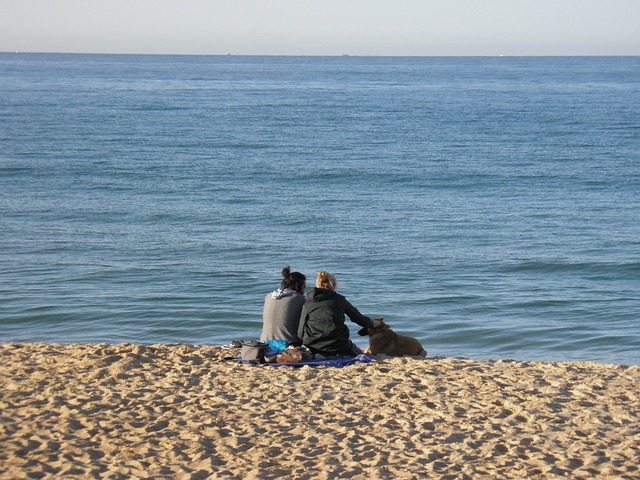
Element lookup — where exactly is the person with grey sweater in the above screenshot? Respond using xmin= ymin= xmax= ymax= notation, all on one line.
xmin=260 ymin=266 xmax=306 ymax=346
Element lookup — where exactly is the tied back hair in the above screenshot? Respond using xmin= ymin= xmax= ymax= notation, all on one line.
xmin=281 ymin=266 xmax=306 ymax=292
xmin=316 ymin=271 xmax=337 ymax=291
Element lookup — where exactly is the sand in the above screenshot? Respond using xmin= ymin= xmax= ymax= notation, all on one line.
xmin=0 ymin=343 xmax=638 ymax=479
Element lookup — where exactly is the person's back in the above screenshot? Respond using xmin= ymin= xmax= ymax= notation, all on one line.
xmin=298 ymin=271 xmax=379 ymax=356
xmin=260 ymin=266 xmax=306 ymax=345
xmin=261 ymin=289 xmax=305 ymax=344
xmin=299 ymin=287 xmax=352 ymax=356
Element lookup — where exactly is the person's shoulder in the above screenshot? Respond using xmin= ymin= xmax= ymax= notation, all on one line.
xmin=332 ymin=290 xmax=346 ymax=301
xmin=321 ymin=289 xmax=345 ymax=300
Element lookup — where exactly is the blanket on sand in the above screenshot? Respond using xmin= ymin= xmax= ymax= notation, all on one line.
xmin=238 ymin=353 xmax=373 ymax=368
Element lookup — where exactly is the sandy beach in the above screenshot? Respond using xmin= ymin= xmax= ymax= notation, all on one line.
xmin=1 ymin=343 xmax=638 ymax=479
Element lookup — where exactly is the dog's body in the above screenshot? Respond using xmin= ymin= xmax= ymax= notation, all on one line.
xmin=364 ymin=319 xmax=427 ymax=357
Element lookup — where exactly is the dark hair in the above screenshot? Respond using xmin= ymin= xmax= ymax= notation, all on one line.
xmin=281 ymin=266 xmax=306 ymax=292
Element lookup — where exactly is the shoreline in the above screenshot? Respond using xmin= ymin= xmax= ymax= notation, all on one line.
xmin=1 ymin=343 xmax=638 ymax=479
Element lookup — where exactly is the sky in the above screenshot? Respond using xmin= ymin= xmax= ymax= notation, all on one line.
xmin=1 ymin=0 xmax=639 ymax=56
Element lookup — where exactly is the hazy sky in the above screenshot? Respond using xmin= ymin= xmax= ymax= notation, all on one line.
xmin=2 ymin=0 xmax=639 ymax=56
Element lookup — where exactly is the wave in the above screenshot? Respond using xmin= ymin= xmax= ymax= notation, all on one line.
xmin=500 ymin=261 xmax=640 ymax=276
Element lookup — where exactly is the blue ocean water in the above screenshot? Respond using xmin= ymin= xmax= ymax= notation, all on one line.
xmin=1 ymin=53 xmax=639 ymax=364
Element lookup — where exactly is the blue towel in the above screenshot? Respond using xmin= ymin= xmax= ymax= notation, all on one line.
xmin=265 ymin=340 xmax=288 ymax=353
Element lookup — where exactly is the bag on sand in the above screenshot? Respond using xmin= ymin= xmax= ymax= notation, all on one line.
xmin=241 ymin=341 xmax=269 ymax=364
xmin=276 ymin=347 xmax=314 ymax=364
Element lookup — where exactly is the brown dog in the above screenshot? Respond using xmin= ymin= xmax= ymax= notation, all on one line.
xmin=362 ymin=318 xmax=427 ymax=357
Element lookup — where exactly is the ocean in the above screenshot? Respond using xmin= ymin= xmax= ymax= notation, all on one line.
xmin=1 ymin=53 xmax=639 ymax=364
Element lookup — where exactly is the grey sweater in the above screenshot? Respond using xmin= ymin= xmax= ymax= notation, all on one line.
xmin=260 ymin=292 xmax=305 ymax=344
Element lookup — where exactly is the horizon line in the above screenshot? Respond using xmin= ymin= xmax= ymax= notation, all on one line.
xmin=2 ymin=51 xmax=640 ymax=58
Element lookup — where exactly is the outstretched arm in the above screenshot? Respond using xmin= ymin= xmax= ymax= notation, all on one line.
xmin=344 ymin=299 xmax=379 ymax=329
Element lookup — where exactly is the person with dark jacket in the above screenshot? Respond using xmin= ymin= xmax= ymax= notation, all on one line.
xmin=298 ymin=271 xmax=381 ymax=356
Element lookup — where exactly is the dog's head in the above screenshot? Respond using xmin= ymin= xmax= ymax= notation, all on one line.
xmin=358 ymin=317 xmax=389 ymax=337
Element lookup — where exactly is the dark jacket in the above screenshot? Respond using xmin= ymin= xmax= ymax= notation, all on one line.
xmin=298 ymin=288 xmax=373 ymax=356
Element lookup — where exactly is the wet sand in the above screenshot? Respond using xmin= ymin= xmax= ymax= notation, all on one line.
xmin=1 ymin=343 xmax=638 ymax=479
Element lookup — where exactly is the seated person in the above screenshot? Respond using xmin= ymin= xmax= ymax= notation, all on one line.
xmin=298 ymin=270 xmax=381 ymax=356
xmin=260 ymin=266 xmax=306 ymax=347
